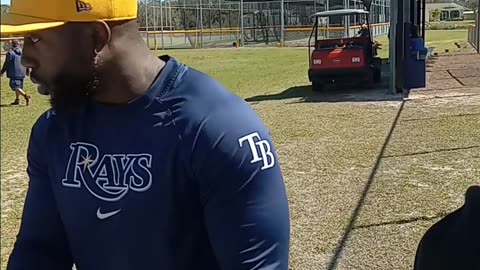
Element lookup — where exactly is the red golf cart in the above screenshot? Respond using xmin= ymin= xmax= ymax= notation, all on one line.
xmin=308 ymin=9 xmax=382 ymax=91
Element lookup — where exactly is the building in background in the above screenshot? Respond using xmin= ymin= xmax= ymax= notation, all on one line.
xmin=426 ymin=2 xmax=469 ymax=22
xmin=463 ymin=9 xmax=476 ymax=20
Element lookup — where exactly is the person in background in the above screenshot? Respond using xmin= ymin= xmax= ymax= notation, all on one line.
xmin=357 ymin=23 xmax=369 ymax=37
xmin=1 ymin=40 xmax=31 ymax=106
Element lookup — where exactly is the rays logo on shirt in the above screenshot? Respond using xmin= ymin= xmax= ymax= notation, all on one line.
xmin=62 ymin=142 xmax=153 ymax=202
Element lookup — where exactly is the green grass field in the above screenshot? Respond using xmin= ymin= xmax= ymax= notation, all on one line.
xmin=427 ymin=20 xmax=476 ymax=30
xmin=375 ymin=29 xmax=470 ymax=58
xmin=1 ymin=29 xmax=478 ymax=269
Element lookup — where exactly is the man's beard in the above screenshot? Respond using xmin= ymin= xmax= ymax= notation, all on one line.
xmin=49 ymin=71 xmax=97 ymax=113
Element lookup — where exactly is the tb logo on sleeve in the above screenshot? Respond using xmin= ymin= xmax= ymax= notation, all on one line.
xmin=238 ymin=132 xmax=275 ymax=170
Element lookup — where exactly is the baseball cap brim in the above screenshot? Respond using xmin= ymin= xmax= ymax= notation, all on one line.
xmin=1 ymin=13 xmax=66 ymax=35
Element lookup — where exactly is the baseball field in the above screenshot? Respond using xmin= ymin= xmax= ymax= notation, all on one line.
xmin=1 ymin=30 xmax=479 ymax=269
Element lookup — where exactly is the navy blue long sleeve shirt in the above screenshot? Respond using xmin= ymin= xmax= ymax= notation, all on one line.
xmin=1 ymin=48 xmax=26 ymax=79
xmin=7 ymin=56 xmax=290 ymax=270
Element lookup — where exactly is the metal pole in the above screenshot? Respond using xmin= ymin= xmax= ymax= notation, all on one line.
xmin=153 ymin=0 xmax=157 ymax=51
xmin=195 ymin=0 xmax=199 ymax=48
xmin=326 ymin=0 xmax=329 ymax=39
xmin=240 ymin=0 xmax=244 ymax=46
xmin=384 ymin=0 xmax=387 ymax=34
xmin=389 ymin=0 xmax=397 ymax=94
xmin=145 ymin=0 xmax=150 ymax=49
xmin=200 ymin=0 xmax=204 ymax=48
xmin=160 ymin=0 xmax=165 ymax=49
xmin=184 ymin=0 xmax=187 ymax=43
xmin=169 ymin=1 xmax=173 ymax=47
xmin=280 ymin=0 xmax=285 ymax=46
xmin=219 ymin=0 xmax=222 ymax=40
xmin=476 ymin=5 xmax=480 ymax=53
xmin=344 ymin=0 xmax=348 ymax=37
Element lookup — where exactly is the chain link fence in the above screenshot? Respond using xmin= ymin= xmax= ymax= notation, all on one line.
xmin=141 ymin=0 xmax=391 ymax=49
xmin=0 ymin=0 xmax=391 ymax=52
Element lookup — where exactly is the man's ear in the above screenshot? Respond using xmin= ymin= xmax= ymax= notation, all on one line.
xmin=93 ymin=20 xmax=111 ymax=53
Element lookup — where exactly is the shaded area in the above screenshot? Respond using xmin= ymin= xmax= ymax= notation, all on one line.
xmin=246 ymin=84 xmax=402 ymax=103
xmin=337 ymin=219 xmax=437 ymax=270
xmin=246 ymin=59 xmax=403 ymax=103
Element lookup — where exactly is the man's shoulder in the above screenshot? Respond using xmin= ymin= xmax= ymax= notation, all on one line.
xmin=39 ymin=109 xmax=57 ymax=121
xmin=173 ymin=66 xmax=247 ymax=112
xmin=170 ymin=67 xmax=265 ymax=138
xmin=31 ymin=109 xmax=57 ymax=136
xmin=157 ymin=59 xmax=262 ymax=139
xmin=175 ymin=70 xmax=246 ymax=116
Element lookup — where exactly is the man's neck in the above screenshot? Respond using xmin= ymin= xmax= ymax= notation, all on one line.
xmin=94 ymin=48 xmax=165 ymax=105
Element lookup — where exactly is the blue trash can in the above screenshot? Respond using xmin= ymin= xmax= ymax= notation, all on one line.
xmin=404 ymin=37 xmax=427 ymax=89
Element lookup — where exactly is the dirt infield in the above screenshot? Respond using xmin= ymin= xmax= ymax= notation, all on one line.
xmin=410 ymin=52 xmax=480 ymax=99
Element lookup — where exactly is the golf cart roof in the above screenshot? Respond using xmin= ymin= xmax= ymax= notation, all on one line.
xmin=311 ymin=9 xmax=369 ymax=18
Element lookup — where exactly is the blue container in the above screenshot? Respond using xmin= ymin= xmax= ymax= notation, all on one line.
xmin=404 ymin=38 xmax=427 ymax=89
xmin=410 ymin=38 xmax=424 ymax=51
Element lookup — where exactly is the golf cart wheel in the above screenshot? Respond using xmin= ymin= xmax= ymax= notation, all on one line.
xmin=312 ymin=81 xmax=323 ymax=92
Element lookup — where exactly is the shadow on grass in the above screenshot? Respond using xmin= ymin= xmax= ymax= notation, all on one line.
xmin=353 ymin=213 xmax=447 ymax=230
xmin=383 ymin=145 xmax=480 ymax=159
xmin=402 ymin=112 xmax=480 ymax=122
xmin=0 ymin=104 xmax=29 ymax=108
xmin=246 ymin=83 xmax=404 ymax=103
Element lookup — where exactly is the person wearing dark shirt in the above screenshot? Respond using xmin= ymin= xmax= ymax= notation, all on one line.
xmin=1 ymin=0 xmax=290 ymax=269
xmin=414 ymin=185 xmax=480 ymax=270
xmin=356 ymin=24 xmax=369 ymax=38
xmin=0 ymin=40 xmax=31 ymax=106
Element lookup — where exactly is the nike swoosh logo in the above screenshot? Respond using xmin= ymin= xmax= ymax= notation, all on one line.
xmin=96 ymin=208 xmax=122 ymax=220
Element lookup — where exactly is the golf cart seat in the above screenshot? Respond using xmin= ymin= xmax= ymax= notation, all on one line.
xmin=314 ymin=36 xmax=370 ymax=51
xmin=317 ymin=41 xmax=341 ymax=50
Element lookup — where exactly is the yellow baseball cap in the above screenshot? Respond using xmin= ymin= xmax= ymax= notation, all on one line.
xmin=1 ymin=0 xmax=138 ymax=35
